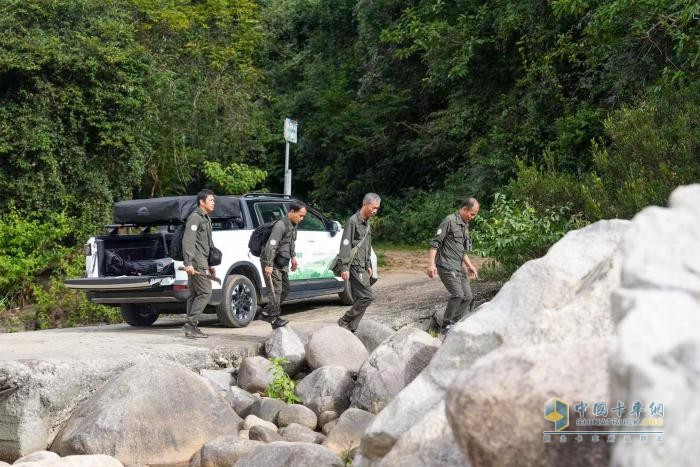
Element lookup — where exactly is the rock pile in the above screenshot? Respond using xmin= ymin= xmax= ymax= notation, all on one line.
xmin=11 ymin=318 xmax=439 ymax=466
xmin=9 ymin=184 xmax=700 ymax=466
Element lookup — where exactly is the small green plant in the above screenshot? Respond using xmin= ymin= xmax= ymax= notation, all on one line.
xmin=266 ymin=357 xmax=302 ymax=404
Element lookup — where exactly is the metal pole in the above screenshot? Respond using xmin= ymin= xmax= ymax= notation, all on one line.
xmin=284 ymin=142 xmax=291 ymax=195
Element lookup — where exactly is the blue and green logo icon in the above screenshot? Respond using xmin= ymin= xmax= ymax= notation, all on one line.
xmin=544 ymin=397 xmax=569 ymax=431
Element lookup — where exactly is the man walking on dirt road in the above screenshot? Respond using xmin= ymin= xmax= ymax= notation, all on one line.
xmin=182 ymin=189 xmax=217 ymax=338
xmin=337 ymin=193 xmax=381 ymax=332
xmin=259 ymin=201 xmax=307 ymax=329
xmin=427 ymin=197 xmax=480 ymax=334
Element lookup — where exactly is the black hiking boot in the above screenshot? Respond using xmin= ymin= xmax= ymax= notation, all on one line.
xmin=271 ymin=317 xmax=289 ymax=329
xmin=258 ymin=311 xmax=276 ymax=324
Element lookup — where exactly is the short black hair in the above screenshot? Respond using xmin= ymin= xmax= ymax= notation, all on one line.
xmin=197 ymin=189 xmax=215 ymax=204
xmin=461 ymin=197 xmax=479 ymax=209
xmin=289 ymin=201 xmax=307 ymax=212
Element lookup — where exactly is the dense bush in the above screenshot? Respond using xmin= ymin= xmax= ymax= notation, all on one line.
xmin=471 ymin=193 xmax=583 ymax=277
xmin=0 ymin=211 xmax=115 ymax=330
xmin=2 ymin=0 xmax=699 ymax=328
xmin=508 ymin=81 xmax=700 ymax=222
xmin=372 ymin=190 xmax=462 ymax=246
xmin=0 ymin=211 xmax=73 ymax=307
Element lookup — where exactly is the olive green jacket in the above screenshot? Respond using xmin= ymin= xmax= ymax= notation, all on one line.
xmin=338 ymin=211 xmax=372 ymax=272
xmin=182 ymin=207 xmax=214 ymax=270
xmin=430 ymin=212 xmax=471 ymax=270
xmin=260 ymin=217 xmax=297 ymax=272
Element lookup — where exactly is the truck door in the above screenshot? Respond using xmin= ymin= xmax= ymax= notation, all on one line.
xmin=290 ymin=208 xmax=337 ymax=282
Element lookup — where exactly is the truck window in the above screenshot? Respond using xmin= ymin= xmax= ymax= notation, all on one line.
xmin=212 ymin=218 xmax=244 ymax=230
xmin=254 ymin=202 xmax=286 ymax=224
xmin=297 ymin=209 xmax=326 ymax=231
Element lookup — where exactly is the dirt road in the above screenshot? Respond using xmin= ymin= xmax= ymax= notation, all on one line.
xmin=0 ymin=251 xmax=499 ymax=362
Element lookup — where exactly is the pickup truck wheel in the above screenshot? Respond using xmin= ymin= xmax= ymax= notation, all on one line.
xmin=338 ymin=282 xmax=353 ymax=306
xmin=217 ymin=274 xmax=257 ymax=328
xmin=120 ymin=304 xmax=159 ymax=327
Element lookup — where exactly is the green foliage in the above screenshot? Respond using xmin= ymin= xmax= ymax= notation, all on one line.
xmin=0 ymin=0 xmax=270 ymax=220
xmin=0 ymin=211 xmax=119 ymax=329
xmin=0 ymin=0 xmax=154 ymax=227
xmin=0 ymin=211 xmax=73 ymax=306
xmin=373 ymin=190 xmax=460 ymax=246
xmin=1 ymin=0 xmax=699 ymax=329
xmin=589 ymin=82 xmax=700 ymax=218
xmin=508 ymin=80 xmax=700 ymax=221
xmin=266 ymin=357 xmax=302 ymax=404
xmin=471 ymin=193 xmax=583 ymax=276
xmin=260 ymin=0 xmax=700 ymax=213
xmin=128 ymin=0 xmax=271 ymax=197
xmin=31 ymin=259 xmax=122 ymax=330
xmin=203 ymin=161 xmax=267 ymax=194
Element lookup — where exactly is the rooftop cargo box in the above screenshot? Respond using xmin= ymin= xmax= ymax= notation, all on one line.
xmin=113 ymin=196 xmax=242 ymax=225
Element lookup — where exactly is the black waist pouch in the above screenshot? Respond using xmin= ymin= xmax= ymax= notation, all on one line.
xmin=208 ymin=246 xmax=223 ymax=266
xmin=274 ymin=250 xmax=291 ymax=268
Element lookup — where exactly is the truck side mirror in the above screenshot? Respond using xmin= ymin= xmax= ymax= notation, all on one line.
xmin=329 ymin=221 xmax=341 ymax=237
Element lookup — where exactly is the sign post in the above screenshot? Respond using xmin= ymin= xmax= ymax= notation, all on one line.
xmin=283 ymin=118 xmax=298 ymax=196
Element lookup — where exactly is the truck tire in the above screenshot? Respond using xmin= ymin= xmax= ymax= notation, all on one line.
xmin=120 ymin=304 xmax=159 ymax=326
xmin=338 ymin=281 xmax=353 ymax=306
xmin=217 ymin=274 xmax=257 ymax=328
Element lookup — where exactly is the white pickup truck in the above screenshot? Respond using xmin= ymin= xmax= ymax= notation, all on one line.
xmin=64 ymin=193 xmax=377 ymax=328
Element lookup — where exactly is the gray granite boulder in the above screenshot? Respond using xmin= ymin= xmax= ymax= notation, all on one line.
xmin=237 ymin=357 xmax=274 ymax=394
xmin=191 ymin=435 xmax=261 ymax=467
xmin=279 ymin=423 xmax=325 ymax=444
xmin=378 ymin=401 xmax=467 ymax=467
xmin=356 ymin=219 xmax=629 ymax=465
xmin=277 ymin=404 xmax=317 ymax=430
xmin=227 ymin=386 xmax=258 ymax=418
xmin=305 ymin=327 xmax=369 ymax=373
xmin=50 ymin=360 xmax=240 ymax=465
xmin=249 ymin=397 xmax=287 ymax=424
xmin=200 ymin=369 xmax=234 ymax=391
xmin=319 ymin=410 xmax=339 ymax=426
xmin=264 ymin=327 xmax=306 ymax=377
xmin=323 ymin=408 xmax=374 ymax=458
xmin=610 ymin=185 xmax=700 ymax=467
xmin=242 ymin=415 xmax=278 ymax=433
xmin=446 ymin=340 xmax=612 ymax=467
xmin=235 ymin=442 xmax=343 ymax=467
xmin=322 ymin=419 xmax=338 ymax=436
xmin=295 ymin=366 xmax=354 ymax=417
xmin=249 ymin=426 xmax=283 ymax=443
xmin=354 ymin=320 xmax=395 ymax=353
xmin=351 ymin=327 xmax=439 ymax=414
xmin=12 ymin=450 xmax=60 ymax=463
xmin=30 ymin=454 xmax=124 ymax=466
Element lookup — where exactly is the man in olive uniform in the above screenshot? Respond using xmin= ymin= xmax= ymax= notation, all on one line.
xmin=337 ymin=193 xmax=381 ymax=332
xmin=182 ymin=189 xmax=217 ymax=338
xmin=427 ymin=197 xmax=480 ymax=334
xmin=259 ymin=202 xmax=307 ymax=329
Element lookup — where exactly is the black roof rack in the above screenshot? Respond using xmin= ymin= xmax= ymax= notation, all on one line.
xmin=242 ymin=193 xmax=294 ymax=199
